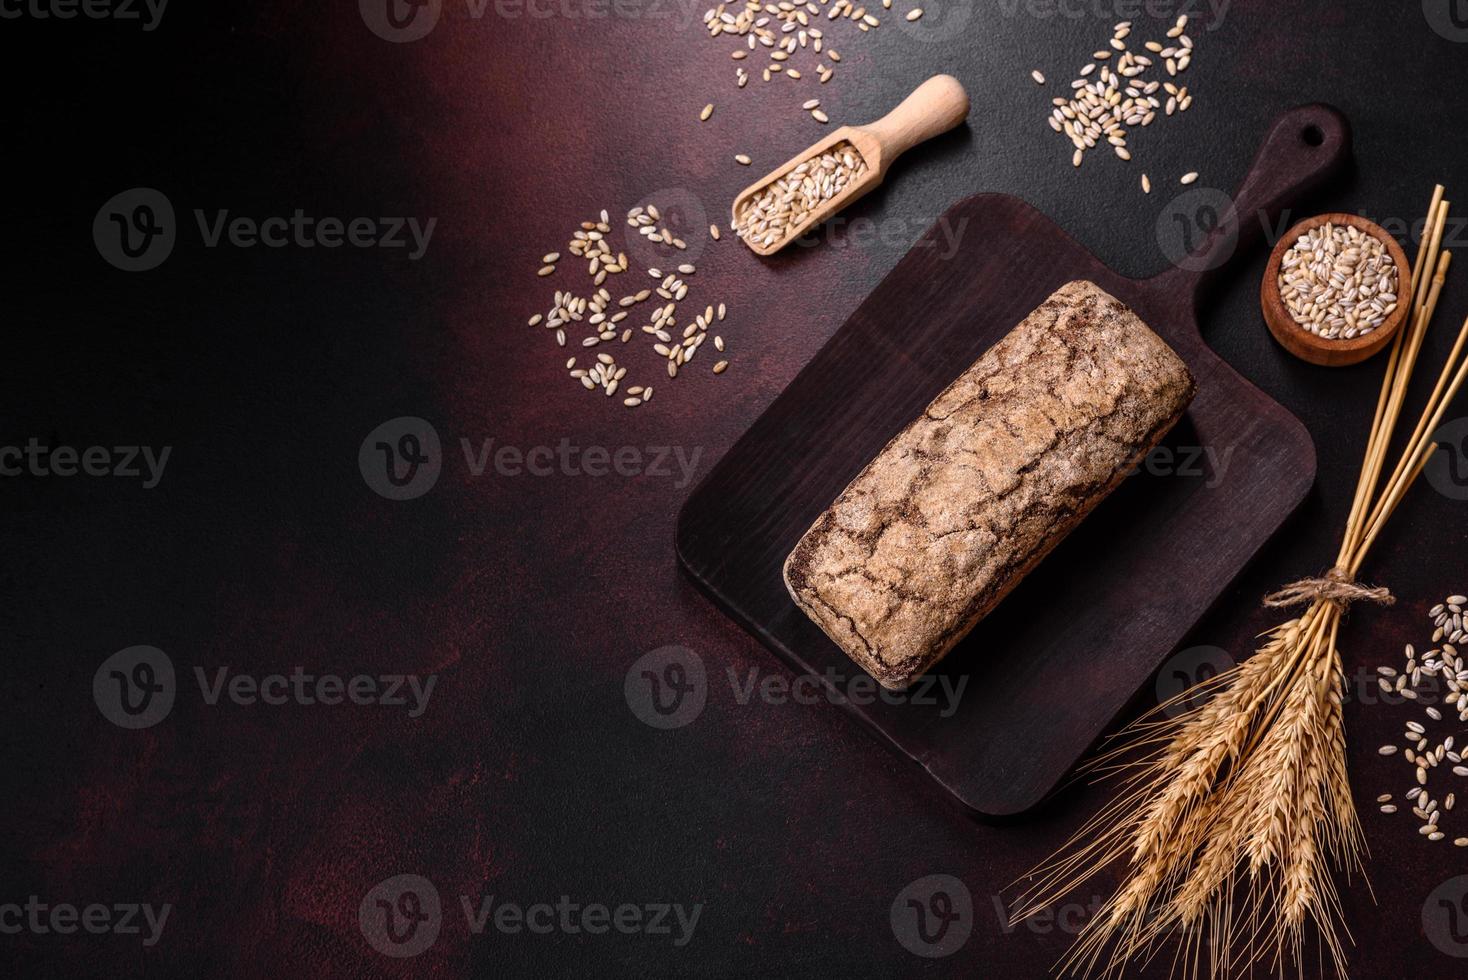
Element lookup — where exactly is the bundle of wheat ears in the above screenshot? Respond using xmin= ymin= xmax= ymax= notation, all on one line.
xmin=1014 ymin=185 xmax=1468 ymax=979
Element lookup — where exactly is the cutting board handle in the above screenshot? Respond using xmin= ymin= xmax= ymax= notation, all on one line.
xmin=1152 ymin=104 xmax=1351 ymax=298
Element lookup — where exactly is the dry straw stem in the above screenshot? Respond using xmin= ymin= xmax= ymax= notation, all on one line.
xmin=1013 ymin=187 xmax=1468 ymax=979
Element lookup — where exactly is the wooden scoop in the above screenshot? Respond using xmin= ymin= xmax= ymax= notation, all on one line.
xmin=730 ymin=74 xmax=970 ymax=256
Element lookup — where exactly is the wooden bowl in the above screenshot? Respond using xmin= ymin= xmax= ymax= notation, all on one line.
xmin=1261 ymin=213 xmax=1411 ymax=367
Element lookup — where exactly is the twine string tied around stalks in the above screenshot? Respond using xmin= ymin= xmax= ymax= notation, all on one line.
xmin=1262 ymin=566 xmax=1395 ymax=610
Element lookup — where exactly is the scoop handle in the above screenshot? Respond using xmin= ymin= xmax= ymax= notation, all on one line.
xmin=860 ymin=74 xmax=969 ymax=164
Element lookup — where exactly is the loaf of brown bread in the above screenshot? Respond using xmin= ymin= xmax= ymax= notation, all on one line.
xmin=783 ymin=280 xmax=1196 ymax=690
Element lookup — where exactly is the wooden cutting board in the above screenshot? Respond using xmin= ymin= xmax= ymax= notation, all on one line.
xmin=676 ymin=105 xmax=1349 ymax=817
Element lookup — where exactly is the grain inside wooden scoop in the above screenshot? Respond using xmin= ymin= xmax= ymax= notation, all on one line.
xmin=732 ymin=141 xmax=867 ymax=250
xmin=783 ymin=280 xmax=1196 ymax=689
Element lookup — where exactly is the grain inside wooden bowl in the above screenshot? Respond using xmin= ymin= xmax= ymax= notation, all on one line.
xmin=1261 ymin=213 xmax=1411 ymax=367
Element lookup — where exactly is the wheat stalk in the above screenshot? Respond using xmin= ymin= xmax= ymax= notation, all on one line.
xmin=1013 ymin=187 xmax=1468 ymax=978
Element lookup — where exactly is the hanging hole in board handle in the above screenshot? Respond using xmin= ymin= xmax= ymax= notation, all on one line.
xmin=1144 ymin=105 xmax=1352 ymax=294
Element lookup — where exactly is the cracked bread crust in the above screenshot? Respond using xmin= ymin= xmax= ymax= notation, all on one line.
xmin=783 ymin=280 xmax=1196 ymax=690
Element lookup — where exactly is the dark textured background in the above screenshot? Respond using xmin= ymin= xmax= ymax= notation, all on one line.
xmin=5 ymin=1 xmax=1468 ymax=976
